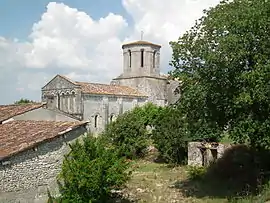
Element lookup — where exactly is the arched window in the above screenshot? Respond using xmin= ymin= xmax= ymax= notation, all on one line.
xmin=94 ymin=115 xmax=98 ymax=128
xmin=70 ymin=91 xmax=75 ymax=113
xmin=128 ymin=50 xmax=131 ymax=68
xmin=141 ymin=49 xmax=144 ymax=67
xmin=153 ymin=50 xmax=156 ymax=68
xmin=110 ymin=114 xmax=114 ymax=123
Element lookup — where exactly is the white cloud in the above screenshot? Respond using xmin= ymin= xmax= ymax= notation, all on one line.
xmin=122 ymin=0 xmax=220 ymax=73
xmin=0 ymin=0 xmax=220 ymax=104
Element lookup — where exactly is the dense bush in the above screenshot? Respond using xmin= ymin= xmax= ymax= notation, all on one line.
xmin=103 ymin=108 xmax=148 ymax=159
xmin=50 ymin=136 xmax=131 ymax=203
xmin=152 ymin=107 xmax=188 ymax=164
xmin=103 ymin=103 xmax=162 ymax=159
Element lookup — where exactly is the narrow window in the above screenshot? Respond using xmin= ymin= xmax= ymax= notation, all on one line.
xmin=57 ymin=93 xmax=60 ymax=110
xmin=94 ymin=115 xmax=98 ymax=128
xmin=110 ymin=114 xmax=114 ymax=122
xmin=128 ymin=50 xmax=131 ymax=67
xmin=141 ymin=49 xmax=144 ymax=67
xmin=153 ymin=50 xmax=156 ymax=68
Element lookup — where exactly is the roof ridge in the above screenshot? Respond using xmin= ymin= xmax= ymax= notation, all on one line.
xmin=0 ymin=102 xmax=43 ymax=107
xmin=122 ymin=40 xmax=161 ymax=48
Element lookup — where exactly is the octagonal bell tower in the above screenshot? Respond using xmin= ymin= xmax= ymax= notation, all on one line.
xmin=112 ymin=40 xmax=168 ymax=107
xmin=122 ymin=40 xmax=161 ymax=77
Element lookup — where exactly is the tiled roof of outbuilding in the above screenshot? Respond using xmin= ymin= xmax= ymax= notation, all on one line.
xmin=0 ymin=120 xmax=87 ymax=161
xmin=0 ymin=103 xmax=44 ymax=123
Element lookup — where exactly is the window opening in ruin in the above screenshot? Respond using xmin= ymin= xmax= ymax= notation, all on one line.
xmin=94 ymin=115 xmax=98 ymax=128
xmin=141 ymin=49 xmax=144 ymax=67
xmin=200 ymin=146 xmax=218 ymax=166
xmin=200 ymin=148 xmax=206 ymax=166
xmin=128 ymin=50 xmax=131 ymax=68
xmin=211 ymin=149 xmax=218 ymax=161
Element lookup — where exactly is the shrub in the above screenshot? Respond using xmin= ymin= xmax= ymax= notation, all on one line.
xmin=152 ymin=107 xmax=189 ymax=164
xmin=103 ymin=103 xmax=162 ymax=159
xmin=52 ymin=136 xmax=131 ymax=203
xmin=103 ymin=108 xmax=148 ymax=159
xmin=187 ymin=166 xmax=207 ymax=180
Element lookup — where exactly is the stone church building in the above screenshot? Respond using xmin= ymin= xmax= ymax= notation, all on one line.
xmin=42 ymin=40 xmax=180 ymax=133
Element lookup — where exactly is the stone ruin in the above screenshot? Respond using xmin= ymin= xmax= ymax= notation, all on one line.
xmin=188 ymin=142 xmax=232 ymax=167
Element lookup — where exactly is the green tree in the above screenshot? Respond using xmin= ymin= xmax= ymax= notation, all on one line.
xmin=54 ymin=136 xmax=131 ymax=203
xmin=170 ymin=0 xmax=270 ymax=148
xmin=152 ymin=107 xmax=188 ymax=164
xmin=103 ymin=103 xmax=162 ymax=159
xmin=14 ymin=98 xmax=35 ymax=104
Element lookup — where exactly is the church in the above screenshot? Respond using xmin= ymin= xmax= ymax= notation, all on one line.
xmin=41 ymin=40 xmax=180 ymax=133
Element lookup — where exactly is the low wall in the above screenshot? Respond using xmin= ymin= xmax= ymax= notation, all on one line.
xmin=188 ymin=142 xmax=232 ymax=167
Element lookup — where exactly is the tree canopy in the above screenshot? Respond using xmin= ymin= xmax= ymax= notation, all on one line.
xmin=170 ymin=0 xmax=270 ymax=149
xmin=14 ymin=98 xmax=35 ymax=104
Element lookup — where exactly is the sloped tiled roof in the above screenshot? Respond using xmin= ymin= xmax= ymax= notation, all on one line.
xmin=122 ymin=40 xmax=161 ymax=48
xmin=0 ymin=120 xmax=87 ymax=160
xmin=0 ymin=103 xmax=44 ymax=123
xmin=76 ymin=82 xmax=147 ymax=97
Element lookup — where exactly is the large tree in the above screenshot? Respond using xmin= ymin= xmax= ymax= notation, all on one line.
xmin=170 ymin=0 xmax=270 ymax=148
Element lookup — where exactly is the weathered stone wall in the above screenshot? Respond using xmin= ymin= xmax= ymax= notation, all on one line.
xmin=83 ymin=94 xmax=147 ymax=135
xmin=42 ymin=75 xmax=83 ymax=119
xmin=112 ymin=76 xmax=167 ymax=107
xmin=122 ymin=44 xmax=161 ymax=78
xmin=0 ymin=126 xmax=87 ymax=203
xmin=188 ymin=142 xmax=232 ymax=167
xmin=167 ymin=80 xmax=181 ymax=105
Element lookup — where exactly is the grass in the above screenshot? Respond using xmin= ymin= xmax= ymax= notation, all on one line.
xmin=123 ymin=160 xmax=228 ymax=203
xmin=120 ymin=146 xmax=270 ymax=203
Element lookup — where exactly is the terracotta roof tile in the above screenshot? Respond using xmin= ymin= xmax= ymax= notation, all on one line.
xmin=0 ymin=120 xmax=87 ymax=160
xmin=122 ymin=40 xmax=161 ymax=48
xmin=0 ymin=103 xmax=44 ymax=123
xmin=76 ymin=82 xmax=147 ymax=97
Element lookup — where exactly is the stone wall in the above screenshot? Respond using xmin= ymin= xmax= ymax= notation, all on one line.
xmin=188 ymin=142 xmax=232 ymax=167
xmin=122 ymin=44 xmax=161 ymax=78
xmin=112 ymin=76 xmax=167 ymax=106
xmin=0 ymin=126 xmax=87 ymax=203
xmin=42 ymin=75 xmax=83 ymax=119
xmin=83 ymin=94 xmax=147 ymax=135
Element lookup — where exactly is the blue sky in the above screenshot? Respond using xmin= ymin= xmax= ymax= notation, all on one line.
xmin=0 ymin=0 xmax=220 ymax=104
xmin=0 ymin=0 xmax=132 ymax=40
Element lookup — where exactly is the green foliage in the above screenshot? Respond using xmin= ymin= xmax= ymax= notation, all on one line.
xmin=14 ymin=98 xmax=35 ymax=104
xmin=55 ymin=136 xmax=131 ymax=203
xmin=187 ymin=166 xmax=207 ymax=180
xmin=103 ymin=108 xmax=148 ymax=159
xmin=103 ymin=103 xmax=162 ymax=159
xmin=152 ymin=107 xmax=188 ymax=164
xmin=170 ymin=0 xmax=270 ymax=149
xmin=137 ymin=102 xmax=163 ymax=127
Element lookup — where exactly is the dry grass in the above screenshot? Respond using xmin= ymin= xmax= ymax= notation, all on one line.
xmin=122 ymin=160 xmax=228 ymax=203
xmin=118 ymin=145 xmax=270 ymax=203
